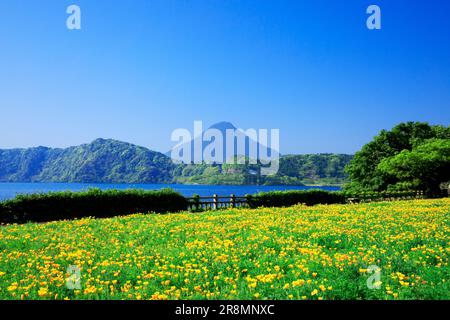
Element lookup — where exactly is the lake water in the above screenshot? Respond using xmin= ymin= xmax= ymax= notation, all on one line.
xmin=0 ymin=183 xmax=340 ymax=200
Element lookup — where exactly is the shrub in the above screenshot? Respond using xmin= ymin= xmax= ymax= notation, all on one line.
xmin=246 ymin=189 xmax=346 ymax=208
xmin=0 ymin=188 xmax=188 ymax=224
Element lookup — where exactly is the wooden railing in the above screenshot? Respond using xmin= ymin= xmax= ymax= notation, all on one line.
xmin=186 ymin=194 xmax=248 ymax=211
xmin=185 ymin=190 xmax=439 ymax=211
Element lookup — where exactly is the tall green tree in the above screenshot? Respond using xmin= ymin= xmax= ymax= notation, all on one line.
xmin=377 ymin=139 xmax=450 ymax=195
xmin=344 ymin=122 xmax=450 ymax=191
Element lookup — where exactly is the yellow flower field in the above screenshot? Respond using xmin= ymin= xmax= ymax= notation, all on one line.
xmin=0 ymin=199 xmax=449 ymax=300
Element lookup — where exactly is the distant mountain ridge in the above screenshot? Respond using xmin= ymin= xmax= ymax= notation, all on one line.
xmin=0 ymin=123 xmax=353 ymax=185
xmin=167 ymin=121 xmax=279 ymax=164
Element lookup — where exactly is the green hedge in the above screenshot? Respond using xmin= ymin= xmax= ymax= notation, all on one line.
xmin=341 ymin=190 xmax=419 ymax=201
xmin=246 ymin=189 xmax=345 ymax=208
xmin=245 ymin=190 xmax=422 ymax=209
xmin=0 ymin=188 xmax=188 ymax=224
xmin=0 ymin=188 xmax=428 ymax=224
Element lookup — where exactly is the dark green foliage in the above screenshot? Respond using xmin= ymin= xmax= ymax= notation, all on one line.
xmin=341 ymin=190 xmax=420 ymax=201
xmin=0 ymin=188 xmax=187 ymax=224
xmin=345 ymin=122 xmax=450 ymax=192
xmin=246 ymin=189 xmax=425 ymax=209
xmin=377 ymin=139 xmax=450 ymax=195
xmin=247 ymin=189 xmax=346 ymax=208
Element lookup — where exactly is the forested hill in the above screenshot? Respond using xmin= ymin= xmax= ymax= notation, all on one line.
xmin=276 ymin=153 xmax=353 ymax=185
xmin=0 ymin=139 xmax=174 ymax=183
xmin=0 ymin=139 xmax=352 ymax=185
xmin=173 ymin=153 xmax=352 ymax=185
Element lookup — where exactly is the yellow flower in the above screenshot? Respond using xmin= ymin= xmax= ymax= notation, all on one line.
xmin=292 ymin=279 xmax=305 ymax=287
xmin=7 ymin=284 xmax=18 ymax=292
xmin=38 ymin=287 xmax=48 ymax=297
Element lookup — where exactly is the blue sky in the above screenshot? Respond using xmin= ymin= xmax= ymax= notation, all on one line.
xmin=0 ymin=0 xmax=449 ymax=154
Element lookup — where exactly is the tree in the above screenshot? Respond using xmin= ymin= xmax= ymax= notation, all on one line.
xmin=377 ymin=139 xmax=450 ymax=195
xmin=344 ymin=122 xmax=450 ymax=191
